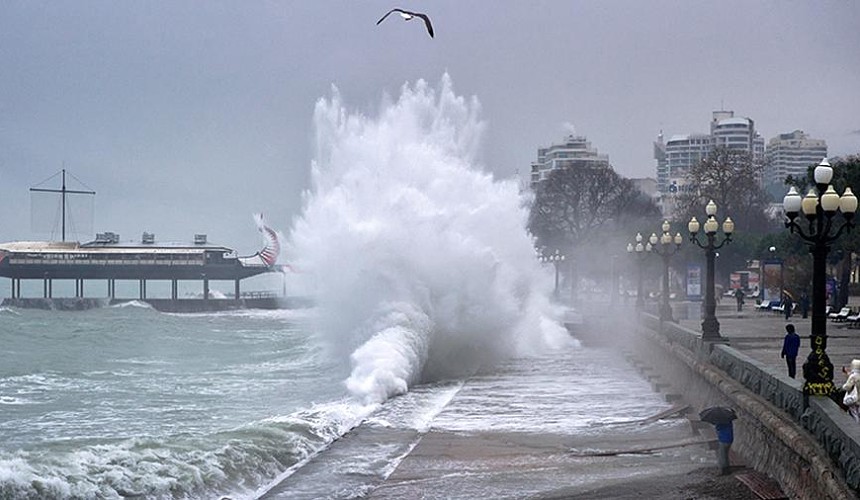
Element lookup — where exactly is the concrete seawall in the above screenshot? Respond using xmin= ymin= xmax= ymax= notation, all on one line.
xmin=607 ymin=311 xmax=860 ymax=499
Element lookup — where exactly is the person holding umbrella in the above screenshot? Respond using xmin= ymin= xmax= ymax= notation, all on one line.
xmin=700 ymin=406 xmax=737 ymax=475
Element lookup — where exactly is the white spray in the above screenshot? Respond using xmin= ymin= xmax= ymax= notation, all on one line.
xmin=289 ymin=75 xmax=571 ymax=404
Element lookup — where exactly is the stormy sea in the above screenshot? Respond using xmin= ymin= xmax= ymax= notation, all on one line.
xmin=0 ymin=77 xmax=708 ymax=499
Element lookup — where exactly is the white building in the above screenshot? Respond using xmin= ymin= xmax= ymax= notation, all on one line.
xmin=710 ymin=110 xmax=765 ymax=157
xmin=654 ymin=110 xmax=765 ymax=201
xmin=764 ymin=130 xmax=827 ymax=198
xmin=530 ymin=134 xmax=609 ymax=188
xmin=654 ymin=133 xmax=712 ymax=194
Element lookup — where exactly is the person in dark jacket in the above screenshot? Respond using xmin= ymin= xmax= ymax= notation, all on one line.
xmin=800 ymin=292 xmax=810 ymax=319
xmin=781 ymin=323 xmax=801 ymax=378
xmin=783 ymin=293 xmax=793 ymax=320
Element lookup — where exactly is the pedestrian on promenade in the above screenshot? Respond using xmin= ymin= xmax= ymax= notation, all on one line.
xmin=800 ymin=292 xmax=810 ymax=319
xmin=780 ymin=324 xmax=800 ymax=378
xmin=783 ymin=293 xmax=793 ymax=320
xmin=842 ymin=360 xmax=860 ymax=423
xmin=734 ymin=289 xmax=744 ymax=312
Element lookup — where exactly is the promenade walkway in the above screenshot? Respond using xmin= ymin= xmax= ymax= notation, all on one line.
xmin=676 ymin=302 xmax=860 ymax=381
xmin=366 ymin=301 xmax=859 ymax=499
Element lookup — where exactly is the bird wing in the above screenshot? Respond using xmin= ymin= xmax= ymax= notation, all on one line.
xmin=376 ymin=8 xmax=403 ymax=25
xmin=415 ymin=13 xmax=434 ymax=37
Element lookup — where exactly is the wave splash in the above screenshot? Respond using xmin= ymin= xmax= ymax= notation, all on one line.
xmin=289 ymin=74 xmax=570 ymax=404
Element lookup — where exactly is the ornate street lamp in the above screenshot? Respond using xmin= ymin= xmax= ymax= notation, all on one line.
xmin=626 ymin=232 xmax=652 ymax=309
xmin=650 ymin=221 xmax=683 ymax=322
xmin=783 ymin=158 xmax=857 ymax=398
xmin=688 ymin=200 xmax=735 ymax=341
xmin=539 ymin=249 xmax=566 ymax=299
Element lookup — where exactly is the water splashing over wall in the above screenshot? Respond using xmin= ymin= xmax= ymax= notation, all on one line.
xmin=289 ymin=75 xmax=572 ymax=404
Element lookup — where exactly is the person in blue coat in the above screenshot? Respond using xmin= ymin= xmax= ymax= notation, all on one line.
xmin=781 ymin=323 xmax=801 ymax=378
xmin=715 ymin=421 xmax=734 ymax=475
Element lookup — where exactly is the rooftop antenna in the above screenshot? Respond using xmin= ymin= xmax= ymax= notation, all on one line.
xmin=30 ymin=169 xmax=96 ymax=242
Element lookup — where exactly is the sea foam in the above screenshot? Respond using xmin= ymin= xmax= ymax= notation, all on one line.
xmin=288 ymin=75 xmax=571 ymax=404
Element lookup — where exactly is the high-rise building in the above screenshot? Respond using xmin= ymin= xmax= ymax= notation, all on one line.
xmin=530 ymin=134 xmax=608 ymax=188
xmin=654 ymin=110 xmax=765 ymax=196
xmin=764 ymin=130 xmax=827 ymax=198
xmin=710 ymin=110 xmax=765 ymax=156
xmin=654 ymin=133 xmax=712 ymax=194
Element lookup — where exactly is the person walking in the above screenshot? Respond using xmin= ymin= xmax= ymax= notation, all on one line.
xmin=843 ymin=360 xmax=860 ymax=423
xmin=783 ymin=293 xmax=793 ymax=320
xmin=735 ymin=288 xmax=744 ymax=312
xmin=781 ymin=324 xmax=800 ymax=378
xmin=800 ymin=292 xmax=810 ymax=319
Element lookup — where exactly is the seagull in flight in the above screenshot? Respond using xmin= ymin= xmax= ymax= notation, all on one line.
xmin=376 ymin=8 xmax=434 ymax=38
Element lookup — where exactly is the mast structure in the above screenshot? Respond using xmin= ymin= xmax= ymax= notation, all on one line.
xmin=29 ymin=169 xmax=96 ymax=242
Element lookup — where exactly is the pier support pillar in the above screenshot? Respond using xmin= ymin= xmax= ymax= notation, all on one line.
xmin=171 ymin=280 xmax=178 ymax=300
xmin=203 ymin=278 xmax=209 ymax=301
xmin=139 ymin=279 xmax=147 ymax=300
xmin=11 ymin=279 xmax=16 ymax=299
xmin=235 ymin=279 xmax=240 ymax=300
xmin=49 ymin=279 xmax=52 ymax=298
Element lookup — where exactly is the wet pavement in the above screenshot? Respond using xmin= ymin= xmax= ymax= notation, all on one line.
xmin=675 ymin=301 xmax=860 ymax=380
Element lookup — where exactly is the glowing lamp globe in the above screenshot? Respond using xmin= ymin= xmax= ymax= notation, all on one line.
xmin=821 ymin=185 xmax=840 ymax=213
xmin=783 ymin=186 xmax=802 ymax=216
xmin=723 ymin=217 xmax=735 ymax=236
xmin=688 ymin=217 xmax=700 ymax=235
xmin=841 ymin=187 xmax=858 ymax=215
xmin=814 ymin=158 xmax=833 ymax=185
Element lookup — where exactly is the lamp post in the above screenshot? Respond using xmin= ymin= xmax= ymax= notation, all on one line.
xmin=539 ymin=249 xmax=566 ymax=299
xmin=650 ymin=221 xmax=683 ymax=322
xmin=626 ymin=232 xmax=652 ymax=309
xmin=688 ymin=200 xmax=735 ymax=341
xmin=783 ymin=158 xmax=857 ymax=398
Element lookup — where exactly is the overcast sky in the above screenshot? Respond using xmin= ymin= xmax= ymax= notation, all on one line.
xmin=1 ymin=0 xmax=858 ymax=252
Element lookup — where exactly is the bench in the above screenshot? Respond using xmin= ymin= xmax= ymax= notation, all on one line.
xmin=829 ymin=307 xmax=852 ymax=322
xmin=771 ymin=302 xmax=797 ymax=316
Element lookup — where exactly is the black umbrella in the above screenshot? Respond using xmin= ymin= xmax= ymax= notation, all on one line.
xmin=699 ymin=406 xmax=737 ymax=425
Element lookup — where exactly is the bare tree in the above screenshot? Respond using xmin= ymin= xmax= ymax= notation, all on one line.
xmin=528 ymin=162 xmax=659 ymax=252
xmin=675 ymin=147 xmax=771 ymax=234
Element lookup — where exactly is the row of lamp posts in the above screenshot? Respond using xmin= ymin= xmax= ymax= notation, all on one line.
xmin=626 ymin=221 xmax=683 ymax=323
xmin=627 ymin=201 xmax=732 ymax=334
xmin=622 ymin=158 xmax=857 ymax=402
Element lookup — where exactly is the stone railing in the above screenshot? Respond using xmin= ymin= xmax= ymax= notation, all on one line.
xmin=632 ymin=313 xmax=860 ymax=499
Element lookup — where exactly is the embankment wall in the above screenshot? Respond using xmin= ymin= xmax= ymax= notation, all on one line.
xmin=602 ymin=313 xmax=860 ymax=499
